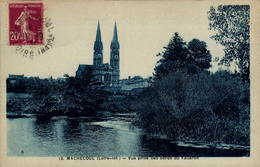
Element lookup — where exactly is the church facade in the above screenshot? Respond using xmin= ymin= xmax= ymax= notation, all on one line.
xmin=76 ymin=21 xmax=120 ymax=86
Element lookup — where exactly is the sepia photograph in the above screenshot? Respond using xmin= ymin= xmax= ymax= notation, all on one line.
xmin=1 ymin=0 xmax=260 ymax=166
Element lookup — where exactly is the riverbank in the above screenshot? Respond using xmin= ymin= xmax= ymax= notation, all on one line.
xmin=6 ymin=90 xmax=249 ymax=155
xmin=6 ymin=113 xmax=249 ymax=156
xmin=6 ymin=90 xmax=249 ymax=154
xmin=144 ymin=133 xmax=249 ymax=153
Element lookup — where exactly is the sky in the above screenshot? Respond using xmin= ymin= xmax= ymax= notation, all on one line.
xmin=2 ymin=1 xmax=226 ymax=79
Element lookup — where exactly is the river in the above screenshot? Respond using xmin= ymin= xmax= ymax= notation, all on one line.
xmin=7 ymin=114 xmax=249 ymax=157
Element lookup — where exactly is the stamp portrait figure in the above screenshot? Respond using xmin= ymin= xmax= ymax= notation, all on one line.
xmin=14 ymin=6 xmax=38 ymax=43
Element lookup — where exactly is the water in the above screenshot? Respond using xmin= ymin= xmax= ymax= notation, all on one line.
xmin=7 ymin=115 xmax=249 ymax=157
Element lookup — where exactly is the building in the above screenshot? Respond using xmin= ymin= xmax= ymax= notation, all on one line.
xmin=119 ymin=76 xmax=151 ymax=95
xmin=7 ymin=74 xmax=25 ymax=84
xmin=76 ymin=21 xmax=120 ymax=86
xmin=75 ymin=21 xmax=150 ymax=94
xmin=120 ymin=76 xmax=150 ymax=91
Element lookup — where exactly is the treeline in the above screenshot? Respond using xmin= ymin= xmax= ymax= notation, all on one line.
xmin=7 ymin=75 xmax=126 ymax=116
xmin=132 ymin=32 xmax=249 ymax=146
xmin=7 ymin=76 xmax=43 ymax=93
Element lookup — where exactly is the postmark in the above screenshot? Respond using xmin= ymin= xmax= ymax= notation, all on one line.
xmin=9 ymin=3 xmax=43 ymax=45
xmin=15 ymin=17 xmax=55 ymax=58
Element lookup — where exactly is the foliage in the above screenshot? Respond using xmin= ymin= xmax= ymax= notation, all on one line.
xmin=134 ymin=71 xmax=249 ymax=145
xmin=208 ymin=5 xmax=250 ymax=80
xmin=62 ymin=75 xmax=109 ymax=116
xmin=6 ymin=72 xmax=112 ymax=116
xmin=188 ymin=39 xmax=212 ymax=70
xmin=154 ymin=33 xmax=212 ymax=80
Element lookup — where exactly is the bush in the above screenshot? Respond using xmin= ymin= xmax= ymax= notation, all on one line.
xmin=133 ymin=70 xmax=249 ymax=145
xmin=7 ymin=76 xmax=111 ymax=117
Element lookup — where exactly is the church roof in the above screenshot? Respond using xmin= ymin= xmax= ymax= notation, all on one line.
xmin=91 ymin=63 xmax=113 ymax=71
xmin=78 ymin=63 xmax=113 ymax=71
xmin=78 ymin=64 xmax=93 ymax=71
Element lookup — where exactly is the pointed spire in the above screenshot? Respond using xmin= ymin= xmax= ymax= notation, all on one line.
xmin=96 ymin=20 xmax=102 ymax=41
xmin=110 ymin=21 xmax=119 ymax=50
xmin=112 ymin=22 xmax=118 ymax=42
xmin=94 ymin=20 xmax=103 ymax=52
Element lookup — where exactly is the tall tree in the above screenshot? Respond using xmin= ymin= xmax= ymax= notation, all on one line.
xmin=154 ymin=33 xmax=212 ymax=80
xmin=188 ymin=39 xmax=212 ymax=70
xmin=208 ymin=5 xmax=250 ymax=80
xmin=154 ymin=33 xmax=190 ymax=80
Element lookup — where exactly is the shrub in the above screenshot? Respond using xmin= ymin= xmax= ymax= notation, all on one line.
xmin=134 ymin=70 xmax=249 ymax=145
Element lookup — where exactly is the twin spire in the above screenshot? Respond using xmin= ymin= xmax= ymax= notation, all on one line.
xmin=94 ymin=21 xmax=119 ymax=49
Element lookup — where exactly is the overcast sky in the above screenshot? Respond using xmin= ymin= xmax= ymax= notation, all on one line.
xmin=3 ymin=1 xmax=226 ymax=79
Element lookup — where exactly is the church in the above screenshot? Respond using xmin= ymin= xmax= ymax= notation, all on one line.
xmin=76 ymin=21 xmax=120 ymax=86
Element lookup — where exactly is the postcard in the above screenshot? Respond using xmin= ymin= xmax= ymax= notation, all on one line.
xmin=0 ymin=0 xmax=260 ymax=167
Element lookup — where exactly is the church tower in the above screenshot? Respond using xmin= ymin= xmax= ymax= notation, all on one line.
xmin=110 ymin=22 xmax=120 ymax=83
xmin=93 ymin=21 xmax=103 ymax=66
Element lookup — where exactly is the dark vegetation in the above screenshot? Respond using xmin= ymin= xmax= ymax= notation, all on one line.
xmin=133 ymin=70 xmax=249 ymax=146
xmin=208 ymin=5 xmax=250 ymax=81
xmin=7 ymin=74 xmax=131 ymax=117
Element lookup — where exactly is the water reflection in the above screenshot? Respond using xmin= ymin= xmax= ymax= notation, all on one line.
xmin=33 ymin=117 xmax=57 ymax=140
xmin=63 ymin=119 xmax=83 ymax=140
xmin=7 ymin=116 xmax=249 ymax=157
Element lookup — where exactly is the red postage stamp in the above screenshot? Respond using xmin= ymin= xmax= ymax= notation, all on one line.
xmin=9 ymin=3 xmax=43 ymax=45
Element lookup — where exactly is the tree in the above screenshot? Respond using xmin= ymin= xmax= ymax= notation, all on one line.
xmin=65 ymin=67 xmax=96 ymax=91
xmin=208 ymin=5 xmax=250 ymax=80
xmin=154 ymin=32 xmax=190 ymax=80
xmin=154 ymin=33 xmax=212 ymax=80
xmin=188 ymin=39 xmax=212 ymax=70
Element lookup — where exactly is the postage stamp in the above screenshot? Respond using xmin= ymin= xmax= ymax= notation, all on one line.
xmin=9 ymin=3 xmax=43 ymax=45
